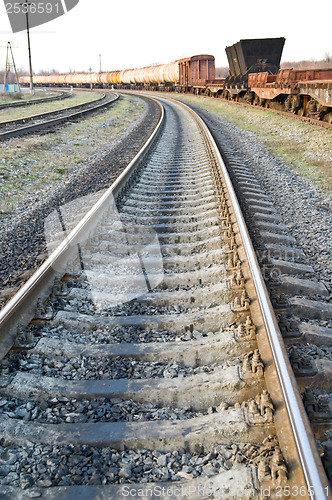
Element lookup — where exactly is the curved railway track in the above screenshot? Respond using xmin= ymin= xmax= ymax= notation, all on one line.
xmin=0 ymin=95 xmax=329 ymax=499
xmin=0 ymin=90 xmax=70 ymax=111
xmin=214 ymin=96 xmax=332 ymax=129
xmin=0 ymin=92 xmax=118 ymax=141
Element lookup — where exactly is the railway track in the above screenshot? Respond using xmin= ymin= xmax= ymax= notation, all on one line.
xmin=0 ymin=91 xmax=70 ymax=111
xmin=214 ymin=96 xmax=332 ymax=129
xmin=0 ymin=95 xmax=329 ymax=499
xmin=0 ymin=92 xmax=118 ymax=141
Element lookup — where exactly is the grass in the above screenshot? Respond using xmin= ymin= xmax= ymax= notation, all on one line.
xmin=0 ymin=91 xmax=59 ymax=106
xmin=0 ymin=95 xmax=145 ymax=214
xmin=0 ymin=90 xmax=100 ymax=123
xmin=55 ymin=167 xmax=67 ymax=174
xmin=163 ymin=93 xmax=332 ymax=199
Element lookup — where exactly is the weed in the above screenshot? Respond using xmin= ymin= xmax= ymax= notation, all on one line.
xmin=55 ymin=167 xmax=67 ymax=174
xmin=170 ymin=94 xmax=332 ymax=199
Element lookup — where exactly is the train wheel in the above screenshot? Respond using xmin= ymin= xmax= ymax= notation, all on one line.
xmin=285 ymin=96 xmax=292 ymax=112
xmin=292 ymin=95 xmax=302 ymax=114
xmin=306 ymin=99 xmax=318 ymax=118
xmin=322 ymin=111 xmax=332 ymax=123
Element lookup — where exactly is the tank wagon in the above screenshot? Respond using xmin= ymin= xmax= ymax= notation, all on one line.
xmin=20 ymin=59 xmax=183 ymax=89
xmin=19 ymin=39 xmax=332 ymax=123
xmin=20 ymin=55 xmax=219 ymax=93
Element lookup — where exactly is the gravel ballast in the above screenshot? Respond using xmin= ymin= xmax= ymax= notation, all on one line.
xmin=28 ymin=324 xmax=203 ymax=345
xmin=171 ymin=95 xmax=331 ymax=291
xmin=0 ymin=94 xmax=160 ymax=304
xmin=0 ymin=439 xmax=279 ymax=489
xmin=1 ymin=351 xmax=226 ymax=380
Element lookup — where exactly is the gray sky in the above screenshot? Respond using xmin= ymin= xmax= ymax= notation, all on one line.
xmin=0 ymin=0 xmax=331 ymax=74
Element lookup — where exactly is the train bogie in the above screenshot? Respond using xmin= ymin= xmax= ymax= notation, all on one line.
xmin=247 ymin=67 xmax=332 ymax=122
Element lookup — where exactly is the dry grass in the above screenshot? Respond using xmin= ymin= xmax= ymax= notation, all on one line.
xmin=0 ymin=91 xmax=100 ymax=123
xmin=0 ymin=91 xmax=59 ymax=106
xmin=165 ymin=94 xmax=332 ymax=199
xmin=0 ymin=95 xmax=144 ymax=214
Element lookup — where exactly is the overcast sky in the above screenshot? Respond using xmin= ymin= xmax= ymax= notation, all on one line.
xmin=0 ymin=0 xmax=331 ymax=74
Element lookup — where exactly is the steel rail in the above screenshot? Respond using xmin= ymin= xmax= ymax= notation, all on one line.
xmin=0 ymin=92 xmax=118 ymax=141
xmin=123 ymin=91 xmax=329 ymax=497
xmin=0 ymin=96 xmax=164 ymax=360
xmin=0 ymin=92 xmax=106 ymax=128
xmin=179 ymin=99 xmax=329 ymax=499
xmin=216 ymin=96 xmax=332 ymax=129
xmin=0 ymin=90 xmax=70 ymax=110
xmin=0 ymin=90 xmax=328 ymax=496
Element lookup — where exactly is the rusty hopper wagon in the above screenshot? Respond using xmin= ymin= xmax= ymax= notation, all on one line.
xmin=225 ymin=37 xmax=285 ymax=87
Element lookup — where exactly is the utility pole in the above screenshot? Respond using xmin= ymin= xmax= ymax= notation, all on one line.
xmin=3 ymin=43 xmax=9 ymax=91
xmin=89 ymin=66 xmax=92 ymax=90
xmin=99 ymin=53 xmax=102 ymax=73
xmin=3 ymin=42 xmax=21 ymax=93
xmin=20 ymin=0 xmax=34 ymax=94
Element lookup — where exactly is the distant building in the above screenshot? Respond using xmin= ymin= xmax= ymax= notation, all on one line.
xmin=0 ymin=83 xmax=21 ymax=93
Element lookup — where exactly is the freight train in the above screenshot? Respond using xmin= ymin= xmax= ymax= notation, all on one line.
xmin=19 ymin=38 xmax=332 ymax=123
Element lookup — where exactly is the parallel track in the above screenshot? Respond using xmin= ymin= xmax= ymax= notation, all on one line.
xmin=0 ymin=90 xmax=70 ymax=111
xmin=0 ymin=95 xmax=329 ymax=499
xmin=0 ymin=92 xmax=118 ymax=141
xmin=215 ymin=96 xmax=332 ymax=129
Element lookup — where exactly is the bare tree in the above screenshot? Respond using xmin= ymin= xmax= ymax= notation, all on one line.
xmin=215 ymin=66 xmax=229 ymax=78
xmin=281 ymin=57 xmax=332 ymax=70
